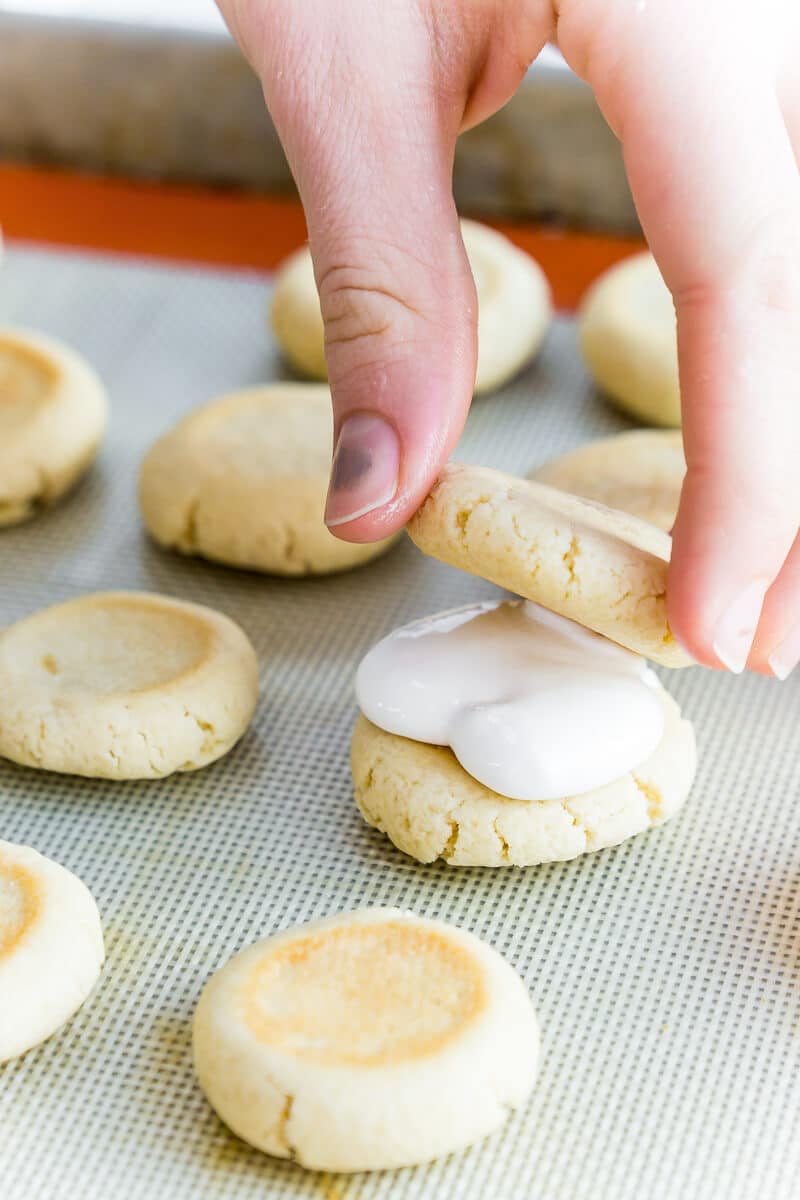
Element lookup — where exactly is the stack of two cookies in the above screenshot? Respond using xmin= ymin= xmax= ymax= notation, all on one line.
xmin=352 ymin=462 xmax=697 ymax=868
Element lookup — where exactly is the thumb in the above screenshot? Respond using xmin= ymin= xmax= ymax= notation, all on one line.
xmin=248 ymin=2 xmax=478 ymax=542
xmin=315 ymin=180 xmax=475 ymax=541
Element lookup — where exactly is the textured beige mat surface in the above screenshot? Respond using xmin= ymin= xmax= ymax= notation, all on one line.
xmin=0 ymin=245 xmax=797 ymax=1200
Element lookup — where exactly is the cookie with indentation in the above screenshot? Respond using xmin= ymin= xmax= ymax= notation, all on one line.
xmin=531 ymin=429 xmax=685 ymax=532
xmin=0 ymin=840 xmax=104 ymax=1061
xmin=0 ymin=592 xmax=258 ymax=779
xmin=579 ymin=252 xmax=680 ymax=426
xmin=352 ymin=687 xmax=695 ymax=867
xmin=269 ymin=219 xmax=552 ymax=395
xmin=193 ymin=907 xmax=539 ymax=1171
xmin=0 ymin=327 xmax=107 ymax=526
xmin=407 ymin=463 xmax=691 ymax=667
xmin=139 ymin=384 xmax=398 ymax=576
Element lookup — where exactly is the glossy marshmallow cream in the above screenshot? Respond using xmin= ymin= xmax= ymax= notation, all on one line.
xmin=356 ymin=600 xmax=665 ymax=802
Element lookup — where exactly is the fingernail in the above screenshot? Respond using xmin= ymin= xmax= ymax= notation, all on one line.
xmin=712 ymin=579 xmax=770 ymax=674
xmin=768 ymin=625 xmax=800 ymax=681
xmin=325 ymin=413 xmax=399 ymax=527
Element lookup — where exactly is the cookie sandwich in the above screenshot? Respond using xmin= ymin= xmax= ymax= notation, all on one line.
xmin=352 ymin=464 xmax=696 ymax=867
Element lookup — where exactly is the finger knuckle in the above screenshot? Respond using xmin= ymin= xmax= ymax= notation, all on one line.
xmin=317 ymin=242 xmax=432 ymax=356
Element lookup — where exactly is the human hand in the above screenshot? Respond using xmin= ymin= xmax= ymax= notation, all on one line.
xmin=217 ymin=0 xmax=800 ymax=677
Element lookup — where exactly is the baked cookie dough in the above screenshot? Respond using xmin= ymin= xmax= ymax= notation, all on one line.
xmin=407 ymin=463 xmax=691 ymax=667
xmin=139 ymin=384 xmax=398 ymax=576
xmin=0 ymin=327 xmax=108 ymax=526
xmin=532 ymin=429 xmax=685 ymax=532
xmin=269 ymin=219 xmax=552 ymax=395
xmin=193 ymin=907 xmax=539 ymax=1171
xmin=579 ymin=252 xmax=680 ymax=426
xmin=0 ymin=592 xmax=258 ymax=779
xmin=0 ymin=841 xmax=104 ymax=1061
xmin=352 ymin=687 xmax=696 ymax=866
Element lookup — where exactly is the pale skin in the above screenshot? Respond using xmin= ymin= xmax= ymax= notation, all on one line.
xmin=218 ymin=0 xmax=800 ymax=678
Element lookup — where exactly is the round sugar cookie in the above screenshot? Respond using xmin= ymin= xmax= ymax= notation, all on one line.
xmin=269 ymin=219 xmax=552 ymax=395
xmin=579 ymin=252 xmax=680 ymax=426
xmin=0 ymin=592 xmax=259 ymax=779
xmin=408 ymin=463 xmax=691 ymax=667
xmin=465 ymin=219 xmax=552 ymax=392
xmin=0 ymin=841 xmax=104 ymax=1061
xmin=532 ymin=429 xmax=685 ymax=532
xmin=0 ymin=327 xmax=108 ymax=526
xmin=352 ymin=687 xmax=696 ymax=866
xmin=139 ymin=384 xmax=398 ymax=576
xmin=193 ymin=907 xmax=539 ymax=1171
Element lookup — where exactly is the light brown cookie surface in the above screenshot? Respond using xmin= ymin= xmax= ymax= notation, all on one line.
xmin=352 ymin=687 xmax=696 ymax=866
xmin=0 ymin=592 xmax=259 ymax=779
xmin=193 ymin=908 xmax=539 ymax=1171
xmin=0 ymin=841 xmax=104 ymax=1062
xmin=0 ymin=328 xmax=107 ymax=526
xmin=139 ymin=384 xmax=398 ymax=576
xmin=532 ymin=429 xmax=685 ymax=531
xmin=579 ymin=252 xmax=680 ymax=426
xmin=408 ymin=463 xmax=691 ymax=667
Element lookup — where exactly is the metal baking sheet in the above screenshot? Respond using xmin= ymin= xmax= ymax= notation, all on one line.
xmin=0 ymin=242 xmax=797 ymax=1200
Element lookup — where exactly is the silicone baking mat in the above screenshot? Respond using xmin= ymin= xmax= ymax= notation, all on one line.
xmin=0 ymin=244 xmax=797 ymax=1200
